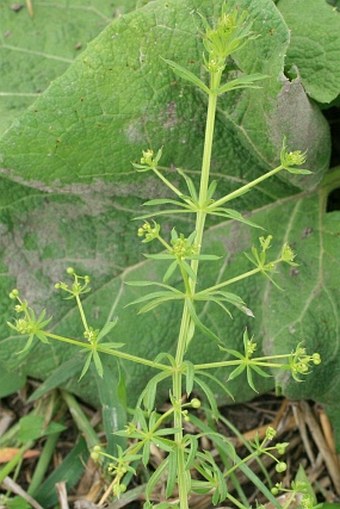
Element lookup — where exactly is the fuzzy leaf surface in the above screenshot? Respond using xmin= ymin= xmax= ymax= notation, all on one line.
xmin=277 ymin=0 xmax=340 ymax=104
xmin=0 ymin=0 xmax=139 ymax=135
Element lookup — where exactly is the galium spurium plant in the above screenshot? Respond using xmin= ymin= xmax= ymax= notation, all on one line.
xmin=8 ymin=8 xmax=321 ymax=509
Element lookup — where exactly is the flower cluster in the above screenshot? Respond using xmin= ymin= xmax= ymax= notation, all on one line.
xmin=133 ymin=148 xmax=163 ymax=172
xmin=280 ymin=139 xmax=310 ymax=174
xmin=137 ymin=221 xmax=160 ymax=243
xmin=281 ymin=243 xmax=298 ymax=265
xmin=171 ymin=231 xmax=198 ymax=260
xmin=203 ymin=10 xmax=254 ymax=73
xmin=7 ymin=289 xmax=51 ymax=353
xmin=289 ymin=344 xmax=321 ymax=382
xmin=55 ymin=267 xmax=91 ymax=298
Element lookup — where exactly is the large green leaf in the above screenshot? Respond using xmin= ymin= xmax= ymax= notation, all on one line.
xmin=0 ymin=0 xmax=337 ymax=406
xmin=277 ymin=0 xmax=340 ymax=104
xmin=0 ymin=0 xmax=139 ymax=135
xmin=0 ymin=0 xmax=329 ymax=183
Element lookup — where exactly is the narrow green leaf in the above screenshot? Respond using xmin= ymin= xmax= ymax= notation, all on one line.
xmin=154 ymin=427 xmax=179 ymax=437
xmin=78 ymin=352 xmax=93 ymax=381
xmin=211 ymin=208 xmax=262 ymax=228
xmin=162 ymin=58 xmax=210 ymax=94
xmin=207 ymin=180 xmax=217 ymax=200
xmin=141 ymin=371 xmax=171 ymax=412
xmin=143 ymin=198 xmax=188 ymax=207
xmin=135 ymin=208 xmax=192 ymax=220
xmin=204 ymin=297 xmax=233 ymax=319
xmin=101 ymin=342 xmax=125 ymax=350
xmin=195 ymin=370 xmax=234 ymax=400
xmin=251 ymin=363 xmax=272 ymax=378
xmin=144 ymin=253 xmax=174 ymax=260
xmin=176 ymin=167 xmax=199 ymax=202
xmin=97 ymin=318 xmax=118 ymax=342
xmin=142 ymin=442 xmax=151 ymax=467
xmin=228 ymin=364 xmax=246 ymax=382
xmin=188 ymin=254 xmax=221 ymax=261
xmin=92 ymin=350 xmax=104 ymax=378
xmin=151 ymin=436 xmax=174 ymax=452
xmin=186 ymin=299 xmax=220 ymax=343
xmin=166 ymin=450 xmax=177 ymax=498
xmin=194 ymin=377 xmax=220 ymax=419
xmin=181 ymin=260 xmax=197 ymax=282
xmin=127 ymin=290 xmax=181 ymax=307
xmin=125 ymin=280 xmax=182 ymax=293
xmin=184 ymin=435 xmax=198 ymax=470
xmin=163 ymin=260 xmax=178 ymax=282
xmin=145 ymin=458 xmax=169 ymax=500
xmin=184 ymin=361 xmax=195 ymax=396
xmin=286 ymin=167 xmax=313 ymax=175
xmin=138 ymin=295 xmax=182 ymax=314
xmin=218 ymin=73 xmax=267 ymax=95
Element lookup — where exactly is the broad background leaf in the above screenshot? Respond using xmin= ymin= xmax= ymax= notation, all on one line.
xmin=277 ymin=0 xmax=340 ymax=104
xmin=0 ymin=0 xmax=339 ymax=409
xmin=0 ymin=0 xmax=141 ymax=135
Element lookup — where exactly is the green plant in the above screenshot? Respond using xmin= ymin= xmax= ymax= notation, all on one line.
xmin=7 ymin=7 xmax=321 ymax=509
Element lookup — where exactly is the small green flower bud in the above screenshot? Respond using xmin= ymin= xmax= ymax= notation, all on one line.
xmin=246 ymin=339 xmax=257 ymax=357
xmin=54 ymin=282 xmax=61 ymax=289
xmin=265 ymin=426 xmax=276 ymax=440
xmin=275 ymin=442 xmax=289 ymax=455
xmin=280 ymin=139 xmax=307 ymax=170
xmin=91 ymin=451 xmax=100 ymax=461
xmin=66 ymin=267 xmax=75 ymax=275
xmin=140 ymin=149 xmax=154 ymax=166
xmin=271 ymin=486 xmax=279 ymax=496
xmin=9 ymin=289 xmax=19 ymax=300
xmin=281 ymin=243 xmax=297 ymax=265
xmin=275 ymin=461 xmax=287 ymax=473
xmin=312 ymin=353 xmax=321 ymax=365
xmin=259 ymin=235 xmax=272 ymax=252
xmin=191 ymin=398 xmax=201 ymax=409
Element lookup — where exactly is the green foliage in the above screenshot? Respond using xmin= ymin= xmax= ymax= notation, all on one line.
xmin=3 ymin=4 xmax=330 ymax=506
xmin=1 ymin=1 xmax=340 ymax=505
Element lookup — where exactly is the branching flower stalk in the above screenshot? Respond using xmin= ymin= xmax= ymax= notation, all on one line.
xmin=8 ymin=9 xmax=321 ymax=509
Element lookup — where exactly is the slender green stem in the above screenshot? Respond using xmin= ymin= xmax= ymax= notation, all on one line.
xmin=195 ymin=256 xmax=284 ymax=297
xmin=44 ymin=331 xmax=169 ymax=371
xmin=153 ymin=168 xmax=183 ymax=199
xmin=194 ymin=359 xmax=289 ymax=371
xmin=172 ymin=70 xmax=223 ymax=509
xmin=196 ymin=267 xmax=261 ymax=296
xmin=75 ymin=294 xmax=89 ymax=332
xmin=156 ymin=234 xmax=172 ymax=251
xmin=209 ymin=165 xmax=284 ymax=209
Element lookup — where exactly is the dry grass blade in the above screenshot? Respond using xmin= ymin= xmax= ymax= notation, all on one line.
xmin=56 ymin=481 xmax=70 ymax=509
xmin=298 ymin=401 xmax=340 ymax=494
xmin=1 ymin=476 xmax=44 ymax=509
